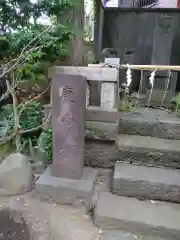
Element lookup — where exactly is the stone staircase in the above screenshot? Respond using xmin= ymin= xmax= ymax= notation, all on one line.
xmin=94 ymin=108 xmax=180 ymax=240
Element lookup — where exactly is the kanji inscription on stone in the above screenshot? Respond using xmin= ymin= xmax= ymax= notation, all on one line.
xmin=51 ymin=74 xmax=86 ymax=179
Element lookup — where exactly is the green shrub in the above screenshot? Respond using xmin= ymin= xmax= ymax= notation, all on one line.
xmin=0 ymin=100 xmax=43 ymax=153
xmin=38 ymin=128 xmax=52 ymax=164
xmin=171 ymin=93 xmax=180 ymax=112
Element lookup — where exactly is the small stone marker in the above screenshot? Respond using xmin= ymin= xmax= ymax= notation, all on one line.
xmin=51 ymin=74 xmax=86 ymax=179
xmin=35 ymin=72 xmax=97 ymax=207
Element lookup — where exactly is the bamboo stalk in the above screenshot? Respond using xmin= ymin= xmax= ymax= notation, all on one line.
xmin=88 ymin=64 xmax=180 ymax=71
xmin=120 ymin=64 xmax=180 ymax=71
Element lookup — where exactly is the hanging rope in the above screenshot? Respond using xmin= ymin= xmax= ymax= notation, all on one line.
xmin=161 ymin=70 xmax=171 ymax=106
xmin=135 ymin=70 xmax=144 ymax=107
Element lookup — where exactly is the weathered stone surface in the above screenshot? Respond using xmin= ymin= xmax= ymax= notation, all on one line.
xmin=94 ymin=192 xmax=180 ymax=239
xmin=112 ymin=162 xmax=180 ymax=202
xmin=86 ymin=107 xmax=119 ymax=123
xmin=84 ymin=141 xmax=119 ymax=168
xmin=51 ymin=74 xmax=86 ymax=179
xmin=119 ymin=108 xmax=180 ymax=140
xmin=101 ymin=82 xmax=117 ymax=109
xmin=48 ymin=66 xmax=119 ymax=82
xmin=85 ymin=121 xmax=118 ymax=141
xmin=150 ymin=16 xmax=177 ymax=106
xmin=100 ymin=230 xmax=164 ymax=240
xmin=116 ymin=134 xmax=180 ymax=169
xmin=0 ymin=153 xmax=32 ymax=195
xmin=34 ymin=166 xmax=97 ymax=207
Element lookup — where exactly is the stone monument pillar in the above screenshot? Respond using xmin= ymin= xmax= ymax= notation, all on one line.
xmin=51 ymin=74 xmax=86 ymax=179
xmin=150 ymin=16 xmax=177 ymax=106
xmin=35 ymin=73 xmax=97 ymax=206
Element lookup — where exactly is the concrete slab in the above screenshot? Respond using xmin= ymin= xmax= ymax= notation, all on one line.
xmin=34 ymin=166 xmax=97 ymax=207
xmin=112 ymin=162 xmax=180 ymax=202
xmin=94 ymin=192 xmax=180 ymax=239
xmin=116 ymin=134 xmax=180 ymax=169
xmin=100 ymin=230 xmax=164 ymax=240
xmin=119 ymin=108 xmax=180 ymax=140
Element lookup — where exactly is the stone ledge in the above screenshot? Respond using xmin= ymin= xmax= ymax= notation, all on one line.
xmin=84 ymin=141 xmax=119 ymax=168
xmin=34 ymin=166 xmax=97 ymax=207
xmin=85 ymin=121 xmax=118 ymax=141
xmin=100 ymin=230 xmax=164 ymax=240
xmin=119 ymin=108 xmax=180 ymax=140
xmin=86 ymin=106 xmax=119 ymax=123
xmin=116 ymin=134 xmax=180 ymax=169
xmin=48 ymin=66 xmax=119 ymax=82
xmin=94 ymin=192 xmax=180 ymax=240
xmin=112 ymin=162 xmax=180 ymax=202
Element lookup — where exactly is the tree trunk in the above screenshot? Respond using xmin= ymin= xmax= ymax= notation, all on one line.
xmin=69 ymin=0 xmax=85 ymax=66
xmin=59 ymin=0 xmax=86 ymax=66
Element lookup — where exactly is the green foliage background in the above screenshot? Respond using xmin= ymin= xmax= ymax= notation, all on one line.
xmin=0 ymin=0 xmax=76 ymax=161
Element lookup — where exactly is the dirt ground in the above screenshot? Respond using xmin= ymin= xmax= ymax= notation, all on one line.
xmin=0 ymin=169 xmax=111 ymax=240
xmin=0 ymin=193 xmax=98 ymax=240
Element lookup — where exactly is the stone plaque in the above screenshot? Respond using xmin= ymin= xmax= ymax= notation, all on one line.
xmin=150 ymin=16 xmax=177 ymax=105
xmin=151 ymin=16 xmax=175 ymax=66
xmin=51 ymin=74 xmax=86 ymax=179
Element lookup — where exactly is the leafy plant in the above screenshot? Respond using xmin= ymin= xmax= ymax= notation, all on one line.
xmin=170 ymin=93 xmax=180 ymax=112
xmin=118 ymin=100 xmax=134 ymax=112
xmin=19 ymin=100 xmax=42 ymax=131
xmin=38 ymin=128 xmax=52 ymax=163
xmin=0 ymin=0 xmax=73 ymax=34
xmin=0 ymin=100 xmax=43 ymax=153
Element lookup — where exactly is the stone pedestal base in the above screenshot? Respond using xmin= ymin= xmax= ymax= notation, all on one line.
xmin=34 ymin=166 xmax=97 ymax=207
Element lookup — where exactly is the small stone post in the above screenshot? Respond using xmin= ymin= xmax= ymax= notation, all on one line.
xmin=51 ymin=74 xmax=86 ymax=179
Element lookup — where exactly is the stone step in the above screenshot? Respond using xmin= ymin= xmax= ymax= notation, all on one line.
xmin=116 ymin=134 xmax=180 ymax=169
xmin=94 ymin=192 xmax=180 ymax=240
xmin=100 ymin=230 xmax=164 ymax=240
xmin=112 ymin=162 xmax=180 ymax=202
xmin=119 ymin=108 xmax=180 ymax=140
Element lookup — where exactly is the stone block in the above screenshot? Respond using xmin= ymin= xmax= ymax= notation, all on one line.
xmin=34 ymin=166 xmax=97 ymax=207
xmin=94 ymin=192 xmax=180 ymax=239
xmin=48 ymin=66 xmax=119 ymax=82
xmin=86 ymin=107 xmax=119 ymax=123
xmin=84 ymin=141 xmax=119 ymax=168
xmin=100 ymin=230 xmax=164 ymax=240
xmin=101 ymin=82 xmax=117 ymax=109
xmin=112 ymin=162 xmax=180 ymax=202
xmin=116 ymin=134 xmax=180 ymax=169
xmin=85 ymin=121 xmax=118 ymax=141
xmin=51 ymin=74 xmax=86 ymax=179
xmin=119 ymin=108 xmax=180 ymax=140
